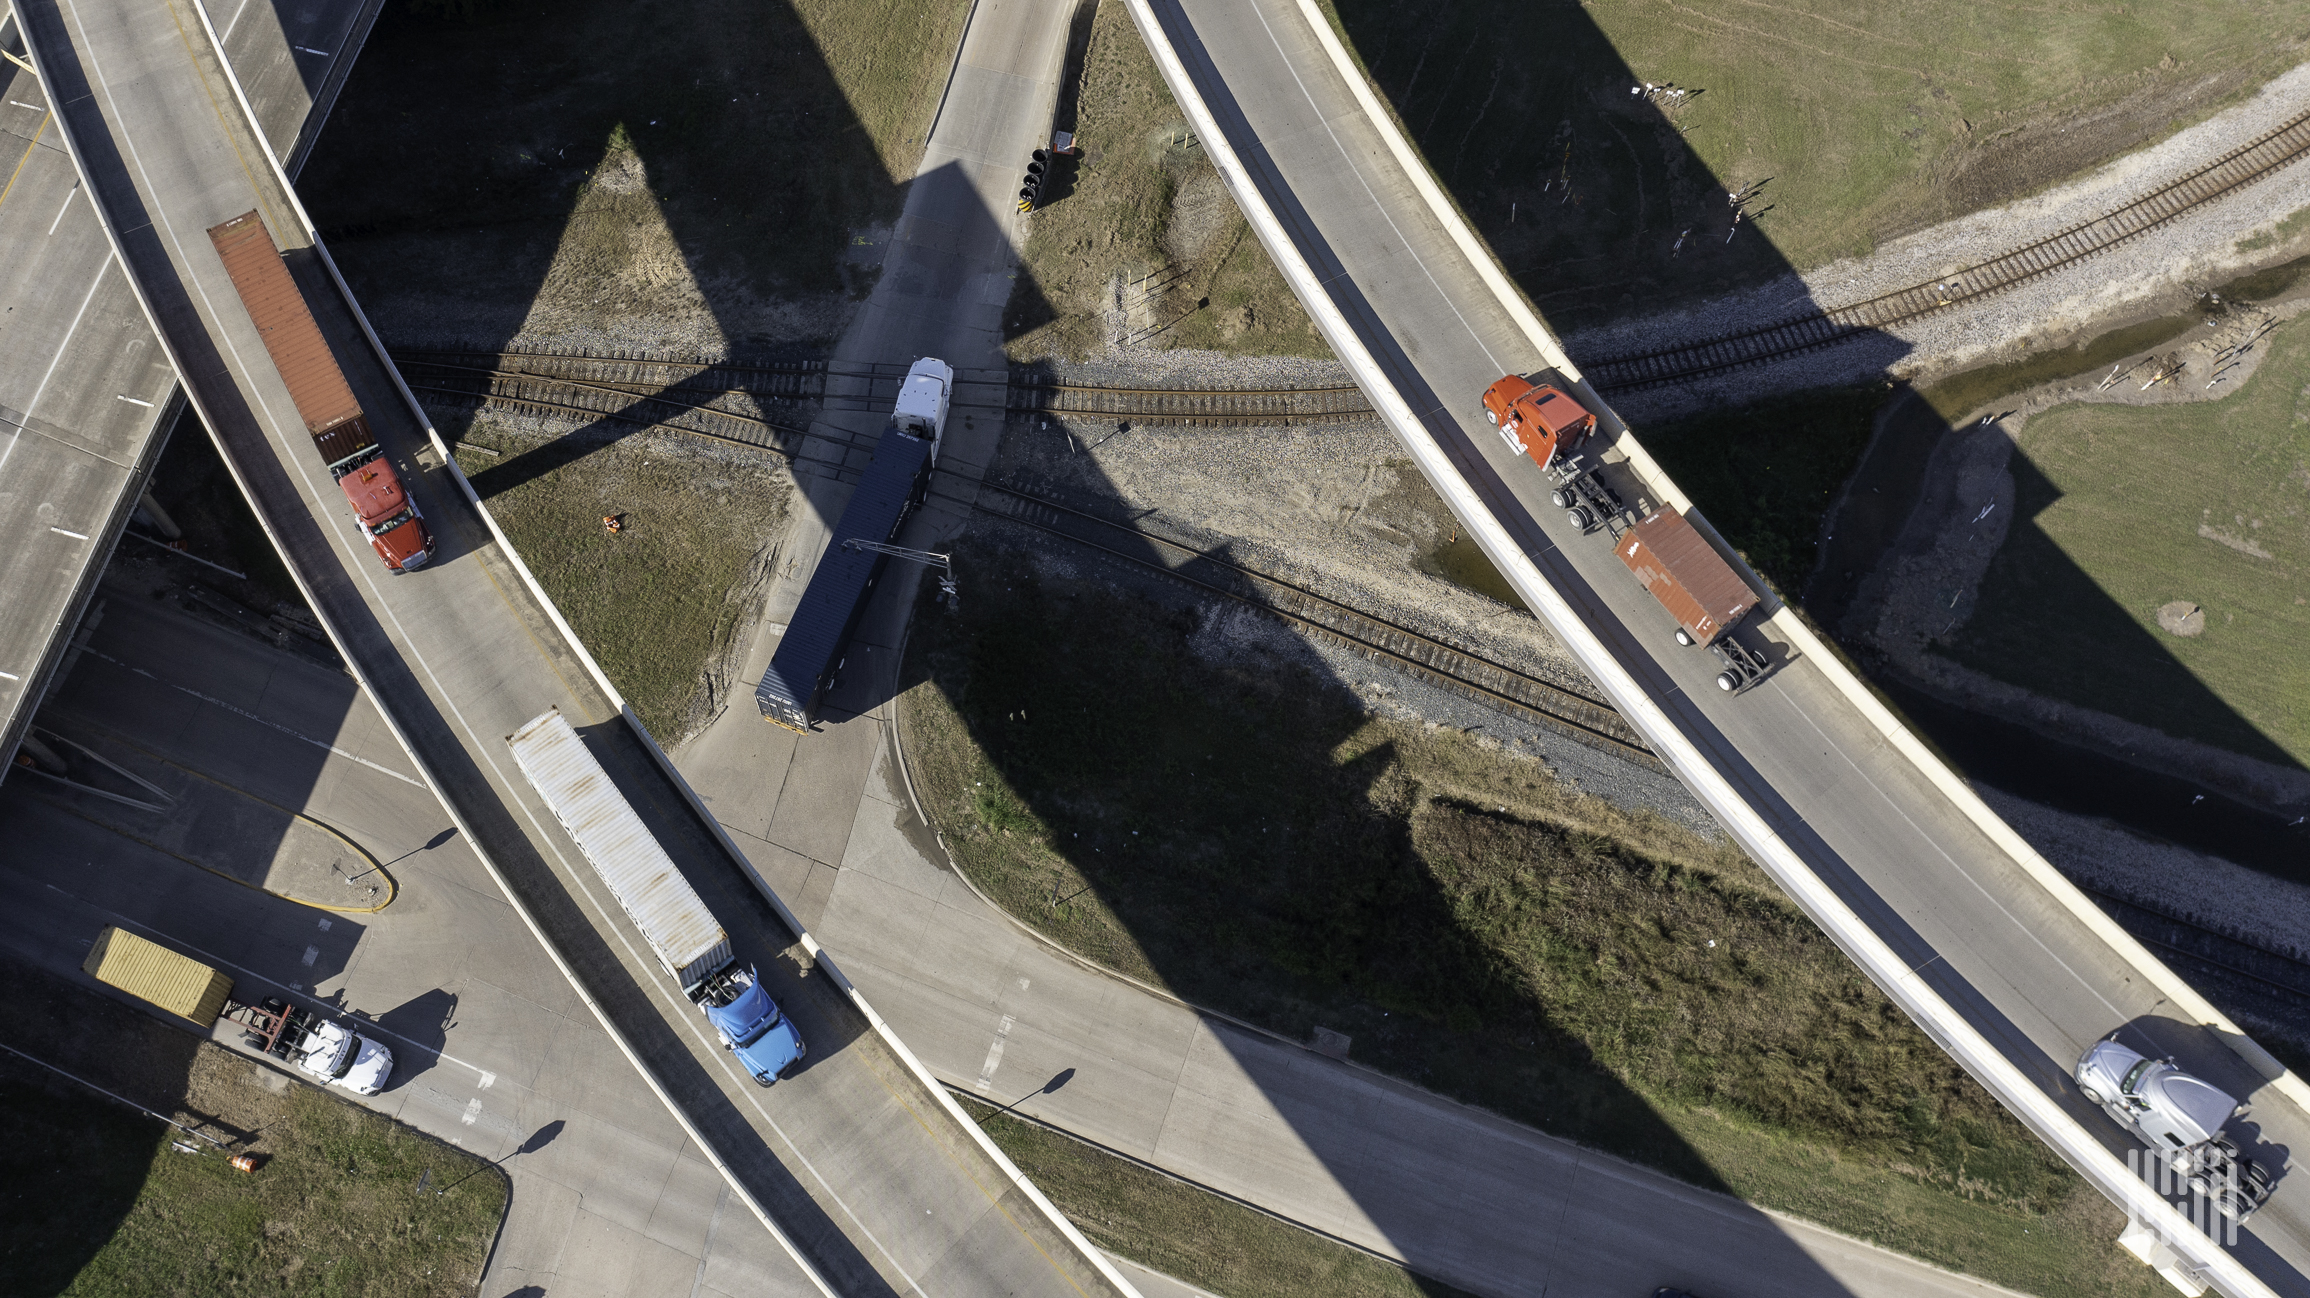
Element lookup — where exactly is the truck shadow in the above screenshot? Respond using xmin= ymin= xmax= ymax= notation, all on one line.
xmin=369 ymin=987 xmax=458 ymax=1087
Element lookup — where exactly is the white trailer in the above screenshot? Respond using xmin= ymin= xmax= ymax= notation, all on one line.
xmin=507 ymin=708 xmax=733 ymax=994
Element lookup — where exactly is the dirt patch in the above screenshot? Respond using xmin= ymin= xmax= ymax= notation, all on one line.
xmin=2157 ymin=601 xmax=2207 ymax=637
xmin=1005 ymin=1 xmax=1328 ymax=362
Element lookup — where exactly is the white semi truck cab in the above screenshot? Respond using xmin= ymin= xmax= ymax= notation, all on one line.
xmin=890 ymin=356 xmax=954 ymax=450
xmin=2077 ymin=1037 xmax=2273 ymax=1220
xmin=290 ymin=1018 xmax=395 ymax=1095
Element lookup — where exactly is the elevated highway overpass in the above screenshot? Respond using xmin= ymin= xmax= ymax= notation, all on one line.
xmin=11 ymin=0 xmax=1136 ymax=1293
xmin=1118 ymin=0 xmax=2310 ymax=1293
xmin=0 ymin=0 xmax=378 ymax=780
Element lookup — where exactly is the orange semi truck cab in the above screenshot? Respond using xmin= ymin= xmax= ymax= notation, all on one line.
xmin=1482 ymin=374 xmax=1596 ymax=471
xmin=336 ymin=453 xmax=431 ymax=572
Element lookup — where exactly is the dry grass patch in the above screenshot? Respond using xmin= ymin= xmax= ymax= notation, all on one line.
xmin=900 ymin=539 xmax=2166 ymax=1297
xmin=961 ymin=1094 xmax=1478 ymax=1298
xmin=0 ymin=956 xmax=504 ymax=1297
xmin=1317 ymin=0 xmax=2310 ymax=328
xmin=1006 ymin=1 xmax=1329 ymax=361
xmin=450 ymin=413 xmax=792 ymax=744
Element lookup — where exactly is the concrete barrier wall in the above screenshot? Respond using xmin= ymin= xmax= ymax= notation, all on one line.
xmin=1119 ymin=0 xmax=2282 ymax=1292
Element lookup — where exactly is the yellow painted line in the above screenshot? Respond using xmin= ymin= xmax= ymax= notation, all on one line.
xmin=0 ymin=113 xmax=53 ymax=211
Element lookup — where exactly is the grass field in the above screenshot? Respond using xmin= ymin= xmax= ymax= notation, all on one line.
xmin=1007 ymin=0 xmax=1329 ymax=361
xmin=450 ymin=413 xmax=792 ymax=744
xmin=1949 ymin=312 xmax=2310 ymax=770
xmin=900 ymin=541 xmax=2166 ymax=1298
xmin=305 ymin=0 xmax=972 ymax=336
xmin=962 ymin=1096 xmax=1474 ymax=1298
xmin=0 ymin=959 xmax=505 ymax=1296
xmin=1318 ymin=0 xmax=2309 ymax=328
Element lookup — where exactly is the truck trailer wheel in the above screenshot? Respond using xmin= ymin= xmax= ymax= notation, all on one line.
xmin=1550 ymin=487 xmax=1575 ymax=509
xmin=1716 ymin=672 xmax=1740 ymax=693
xmin=1567 ymin=506 xmax=1594 ymax=530
xmin=1674 ymin=629 xmax=1695 ymax=647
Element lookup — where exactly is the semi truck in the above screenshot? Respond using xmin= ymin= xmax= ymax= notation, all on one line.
xmin=207 ymin=211 xmax=433 ymax=574
xmin=1481 ymin=374 xmax=1769 ymax=693
xmin=87 ymin=926 xmax=394 ymax=1094
xmin=756 ymin=357 xmax=953 ymax=732
xmin=2077 ymin=1037 xmax=2275 ymax=1221
xmin=506 ymin=708 xmax=805 ymax=1086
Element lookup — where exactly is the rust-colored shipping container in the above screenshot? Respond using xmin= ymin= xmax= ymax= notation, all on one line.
xmin=206 ymin=211 xmax=374 ymax=466
xmin=83 ymin=926 xmax=234 ymax=1026
xmin=1616 ymin=509 xmax=1757 ymax=646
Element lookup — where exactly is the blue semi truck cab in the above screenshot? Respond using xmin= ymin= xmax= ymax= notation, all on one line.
xmin=703 ymin=966 xmax=806 ymax=1086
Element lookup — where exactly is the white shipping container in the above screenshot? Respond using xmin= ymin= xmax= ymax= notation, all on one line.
xmin=507 ymin=708 xmax=732 ymax=992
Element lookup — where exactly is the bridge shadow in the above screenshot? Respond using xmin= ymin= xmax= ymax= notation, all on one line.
xmin=1322 ymin=0 xmax=2306 ymax=818
xmin=277 ymin=1 xmax=2266 ymax=1297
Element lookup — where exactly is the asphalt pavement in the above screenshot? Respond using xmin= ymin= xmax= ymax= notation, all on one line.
xmin=12 ymin=0 xmax=1129 ymax=1291
xmin=1126 ymin=0 xmax=2310 ymax=1290
xmin=0 ymin=0 xmax=378 ymax=781
xmin=2 ymin=584 xmax=818 ymax=1298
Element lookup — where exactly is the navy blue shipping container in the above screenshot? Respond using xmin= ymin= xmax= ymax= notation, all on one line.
xmin=756 ymin=425 xmax=937 ymax=730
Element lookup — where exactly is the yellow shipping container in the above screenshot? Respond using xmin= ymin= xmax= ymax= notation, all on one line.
xmin=82 ymin=926 xmax=233 ymax=1025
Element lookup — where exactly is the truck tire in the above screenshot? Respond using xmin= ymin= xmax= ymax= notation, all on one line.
xmin=1568 ymin=506 xmax=1594 ymax=530
xmin=1674 ymin=629 xmax=1695 ymax=647
xmin=1484 ymin=407 xmax=1498 ymax=425
xmin=1550 ymin=487 xmax=1575 ymax=509
xmin=1716 ymin=672 xmax=1740 ymax=693
xmin=2078 ymin=1084 xmax=2106 ymax=1106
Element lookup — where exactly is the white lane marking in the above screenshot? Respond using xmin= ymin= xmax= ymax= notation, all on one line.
xmin=8 ymin=101 xmax=45 ymax=112
xmin=0 ymin=671 xmax=20 ymax=682
xmin=73 ymin=13 xmax=890 ymax=1292
xmin=79 ymin=646 xmax=426 ymax=788
xmin=315 ymin=917 xmax=331 ymax=931
xmin=459 ymin=1099 xmax=482 ymax=1126
xmin=300 ymin=945 xmax=319 ymax=967
xmin=48 ymin=526 xmax=88 ymax=540
xmin=220 ymin=0 xmax=252 ymax=40
xmin=975 ymin=1014 xmax=1015 ymax=1093
xmin=115 ymin=394 xmax=153 ymax=407
xmin=46 ymin=181 xmax=75 ymax=235
xmin=1016 ymin=977 xmax=1031 ymax=991
xmin=1772 ymin=680 xmax=2126 ymax=1021
xmin=1241 ymin=2 xmax=1506 ymax=378
xmin=476 ymin=1071 xmax=496 ymax=1089
xmin=293 ymin=45 xmax=331 ymax=56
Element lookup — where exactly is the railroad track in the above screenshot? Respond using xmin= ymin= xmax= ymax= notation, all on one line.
xmin=1006 ymin=376 xmax=1377 ymax=425
xmin=390 ymin=345 xmax=1386 ymax=429
xmin=2080 ymin=881 xmax=2310 ymax=1008
xmin=975 ymin=482 xmax=1659 ymax=769
xmin=1586 ymin=105 xmax=2310 ymax=392
xmin=391 ymin=349 xmax=816 ymax=454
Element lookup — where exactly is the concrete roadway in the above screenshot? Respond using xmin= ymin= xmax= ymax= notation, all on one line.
xmin=1128 ymin=0 xmax=2310 ymax=1290
xmin=1 ymin=587 xmax=819 ymax=1298
xmin=0 ymin=0 xmax=379 ymax=776
xmin=664 ymin=0 xmax=2032 ymax=1294
xmin=12 ymin=0 xmax=1125 ymax=1293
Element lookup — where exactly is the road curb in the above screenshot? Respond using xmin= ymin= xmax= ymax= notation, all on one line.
xmin=1117 ymin=1 xmax=2276 ymax=1291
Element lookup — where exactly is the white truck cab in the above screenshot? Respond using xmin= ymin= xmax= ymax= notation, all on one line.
xmin=2077 ymin=1037 xmax=2273 ymax=1219
xmin=891 ymin=357 xmax=955 ymax=451
xmin=293 ymin=1019 xmax=394 ymax=1095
